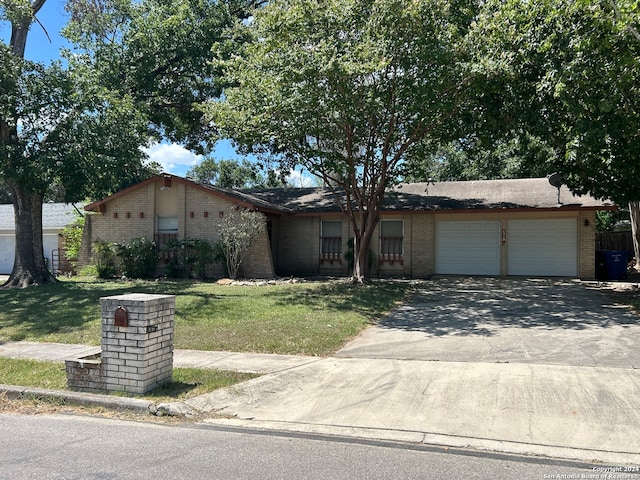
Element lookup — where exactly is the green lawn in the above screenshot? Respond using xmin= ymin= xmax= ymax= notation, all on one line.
xmin=0 ymin=357 xmax=257 ymax=402
xmin=0 ymin=277 xmax=412 ymax=356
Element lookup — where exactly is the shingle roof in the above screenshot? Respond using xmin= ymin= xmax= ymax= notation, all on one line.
xmin=382 ymin=178 xmax=612 ymax=211
xmin=241 ymin=187 xmax=340 ymax=213
xmin=84 ymin=174 xmax=615 ymax=216
xmin=243 ymin=177 xmax=612 ymax=213
xmin=0 ymin=203 xmax=82 ymax=231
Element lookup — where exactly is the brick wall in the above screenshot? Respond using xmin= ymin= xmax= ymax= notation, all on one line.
xmin=579 ymin=210 xmax=596 ymax=279
xmin=80 ymin=179 xmax=276 ymax=278
xmin=276 ymin=216 xmax=320 ymax=275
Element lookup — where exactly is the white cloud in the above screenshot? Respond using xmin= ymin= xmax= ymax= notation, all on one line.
xmin=142 ymin=143 xmax=203 ymax=175
xmin=286 ymin=169 xmax=317 ymax=188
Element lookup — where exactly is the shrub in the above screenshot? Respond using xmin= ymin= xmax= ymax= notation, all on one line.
xmin=218 ymin=209 xmax=266 ymax=279
xmin=92 ymin=240 xmax=118 ymax=279
xmin=60 ymin=217 xmax=85 ymax=271
xmin=114 ymin=237 xmax=158 ymax=279
xmin=163 ymin=238 xmax=217 ymax=279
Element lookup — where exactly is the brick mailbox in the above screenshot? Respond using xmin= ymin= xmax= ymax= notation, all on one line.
xmin=66 ymin=293 xmax=176 ymax=395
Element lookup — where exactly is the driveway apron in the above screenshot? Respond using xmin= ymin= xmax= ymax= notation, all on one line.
xmin=194 ymin=278 xmax=640 ymax=463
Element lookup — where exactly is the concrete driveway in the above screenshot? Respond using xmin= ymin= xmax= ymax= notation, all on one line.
xmin=183 ymin=277 xmax=640 ymax=463
xmin=337 ymin=277 xmax=640 ymax=369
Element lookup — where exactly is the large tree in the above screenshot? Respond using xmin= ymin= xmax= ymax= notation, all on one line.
xmin=186 ymin=157 xmax=283 ymax=188
xmin=1 ymin=0 xmax=261 ymax=288
xmin=1 ymin=1 xmax=151 ymax=288
xmin=470 ymin=0 xmax=640 ymax=267
xmin=401 ymin=133 xmax=556 ymax=183
xmin=208 ymin=0 xmax=480 ymax=283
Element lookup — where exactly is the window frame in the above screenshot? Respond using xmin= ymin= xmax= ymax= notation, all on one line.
xmin=379 ymin=219 xmax=404 ymax=265
xmin=320 ymin=220 xmax=342 ymax=264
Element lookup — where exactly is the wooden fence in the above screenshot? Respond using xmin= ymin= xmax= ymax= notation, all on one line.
xmin=596 ymin=231 xmax=634 ymax=253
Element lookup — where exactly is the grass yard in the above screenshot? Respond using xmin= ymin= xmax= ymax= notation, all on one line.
xmin=0 ymin=277 xmax=412 ymax=356
xmin=0 ymin=357 xmax=258 ymax=402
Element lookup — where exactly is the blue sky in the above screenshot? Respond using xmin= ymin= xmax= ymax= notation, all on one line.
xmin=1 ymin=1 xmax=314 ymax=185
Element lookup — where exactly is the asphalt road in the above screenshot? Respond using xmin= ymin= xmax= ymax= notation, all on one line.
xmin=0 ymin=414 xmax=605 ymax=480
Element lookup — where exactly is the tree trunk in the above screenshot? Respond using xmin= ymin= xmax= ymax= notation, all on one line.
xmin=2 ymin=184 xmax=56 ymax=288
xmin=349 ymin=211 xmax=378 ymax=284
xmin=1 ymin=0 xmax=56 ymax=289
xmin=630 ymin=201 xmax=640 ymax=272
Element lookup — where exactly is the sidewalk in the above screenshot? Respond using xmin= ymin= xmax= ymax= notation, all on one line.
xmin=2 ymin=341 xmax=640 ymax=466
xmin=0 ymin=341 xmax=319 ymax=374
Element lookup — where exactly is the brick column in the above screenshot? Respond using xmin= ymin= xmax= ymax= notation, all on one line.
xmin=100 ymin=293 xmax=175 ymax=394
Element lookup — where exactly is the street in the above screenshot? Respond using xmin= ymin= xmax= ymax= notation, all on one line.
xmin=0 ymin=413 xmax=606 ymax=480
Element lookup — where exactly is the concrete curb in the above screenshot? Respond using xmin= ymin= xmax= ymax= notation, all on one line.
xmin=0 ymin=384 xmax=203 ymax=418
xmin=204 ymin=418 xmax=640 ymax=467
xmin=1 ymin=384 xmax=156 ymax=414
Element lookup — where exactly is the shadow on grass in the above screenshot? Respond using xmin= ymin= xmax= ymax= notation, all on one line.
xmin=0 ymin=278 xmax=221 ymax=342
xmin=270 ymin=280 xmax=414 ymax=322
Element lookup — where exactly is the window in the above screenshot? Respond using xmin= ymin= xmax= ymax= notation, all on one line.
xmin=156 ymin=216 xmax=179 ymax=259
xmin=321 ymin=221 xmax=342 ymax=263
xmin=157 ymin=216 xmax=178 ymax=234
xmin=380 ymin=220 xmax=403 ymax=265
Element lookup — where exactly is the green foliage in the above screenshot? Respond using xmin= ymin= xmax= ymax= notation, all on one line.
xmin=59 ymin=216 xmax=85 ymax=269
xmin=78 ymin=264 xmax=98 ymax=277
xmin=471 ymin=0 xmax=640 ymax=205
xmin=209 ymin=0 xmax=480 ymax=282
xmin=187 ymin=157 xmax=270 ymax=188
xmin=114 ymin=237 xmax=158 ymax=279
xmin=64 ymin=0 xmax=263 ymax=153
xmin=402 ymin=134 xmax=556 ymax=183
xmin=218 ymin=209 xmax=266 ymax=279
xmin=93 ymin=237 xmax=158 ymax=279
xmin=92 ymin=240 xmax=118 ymax=279
xmin=596 ymin=209 xmax=631 ymax=233
xmin=163 ymin=238 xmax=217 ymax=279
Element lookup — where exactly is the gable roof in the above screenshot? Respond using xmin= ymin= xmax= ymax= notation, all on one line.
xmin=0 ymin=203 xmax=82 ymax=231
xmin=84 ymin=174 xmax=614 ymax=216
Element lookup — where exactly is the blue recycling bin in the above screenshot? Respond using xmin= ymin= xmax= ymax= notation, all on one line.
xmin=596 ymin=250 xmax=627 ymax=280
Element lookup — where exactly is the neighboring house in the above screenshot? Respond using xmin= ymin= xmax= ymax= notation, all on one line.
xmin=0 ymin=203 xmax=82 ymax=274
xmin=81 ymin=174 xmax=615 ymax=279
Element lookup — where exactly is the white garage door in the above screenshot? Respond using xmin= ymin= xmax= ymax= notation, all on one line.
xmin=0 ymin=235 xmax=15 ymax=274
xmin=436 ymin=221 xmax=501 ymax=275
xmin=507 ymin=219 xmax=577 ymax=276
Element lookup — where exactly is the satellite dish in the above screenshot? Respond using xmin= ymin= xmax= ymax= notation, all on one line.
xmin=547 ymin=173 xmax=564 ymax=204
xmin=547 ymin=173 xmax=564 ymax=188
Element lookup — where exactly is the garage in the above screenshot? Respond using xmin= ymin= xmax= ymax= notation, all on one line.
xmin=435 ymin=221 xmax=501 ymax=275
xmin=0 ymin=203 xmax=80 ymax=275
xmin=0 ymin=235 xmax=15 ymax=274
xmin=507 ymin=219 xmax=577 ymax=276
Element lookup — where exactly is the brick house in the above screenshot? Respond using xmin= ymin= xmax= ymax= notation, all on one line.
xmin=81 ymin=174 xmax=614 ymax=279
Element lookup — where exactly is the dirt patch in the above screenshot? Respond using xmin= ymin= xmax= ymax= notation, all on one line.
xmin=0 ymin=392 xmax=196 ymax=425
